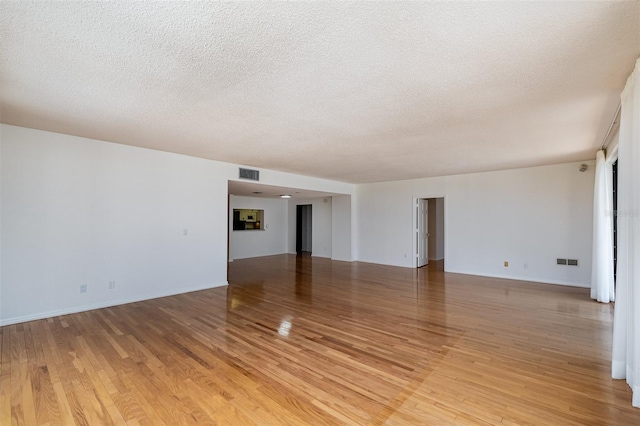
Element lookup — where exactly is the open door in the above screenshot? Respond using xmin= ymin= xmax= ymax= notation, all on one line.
xmin=296 ymin=204 xmax=312 ymax=254
xmin=417 ymin=199 xmax=428 ymax=267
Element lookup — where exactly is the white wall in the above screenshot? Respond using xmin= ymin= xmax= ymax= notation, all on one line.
xmin=0 ymin=124 xmax=354 ymax=325
xmin=287 ymin=200 xmax=297 ymax=254
xmin=356 ymin=162 xmax=595 ymax=287
xmin=331 ymin=195 xmax=352 ymax=262
xmin=229 ymin=195 xmax=288 ymax=260
xmin=2 ymin=123 xmax=593 ymax=325
xmin=0 ymin=125 xmax=229 ymax=324
xmin=311 ymin=197 xmax=332 ymax=258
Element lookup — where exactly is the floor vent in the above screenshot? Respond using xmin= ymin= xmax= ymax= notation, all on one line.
xmin=239 ymin=168 xmax=260 ymax=181
xmin=567 ymin=259 xmax=579 ymax=266
xmin=557 ymin=258 xmax=567 ymax=265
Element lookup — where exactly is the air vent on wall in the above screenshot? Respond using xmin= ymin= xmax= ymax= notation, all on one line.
xmin=239 ymin=168 xmax=260 ymax=181
xmin=556 ymin=258 xmax=579 ymax=266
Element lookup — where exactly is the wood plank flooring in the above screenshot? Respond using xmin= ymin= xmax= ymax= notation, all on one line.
xmin=1 ymin=254 xmax=638 ymax=425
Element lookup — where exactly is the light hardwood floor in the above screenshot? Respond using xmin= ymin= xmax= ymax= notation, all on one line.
xmin=1 ymin=254 xmax=638 ymax=425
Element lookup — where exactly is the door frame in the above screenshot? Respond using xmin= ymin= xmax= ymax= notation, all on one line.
xmin=417 ymin=198 xmax=429 ymax=267
xmin=412 ymin=195 xmax=447 ymax=269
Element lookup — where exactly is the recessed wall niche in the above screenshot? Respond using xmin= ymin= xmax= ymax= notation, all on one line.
xmin=233 ymin=209 xmax=264 ymax=230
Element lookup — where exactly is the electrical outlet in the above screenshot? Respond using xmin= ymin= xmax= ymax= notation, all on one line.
xmin=504 ymin=261 xmax=509 ymax=267
xmin=80 ymin=284 xmax=87 ymax=293
xmin=109 ymin=281 xmax=116 ymax=290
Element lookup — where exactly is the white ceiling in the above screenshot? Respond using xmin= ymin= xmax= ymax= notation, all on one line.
xmin=1 ymin=2 xmax=638 ymax=184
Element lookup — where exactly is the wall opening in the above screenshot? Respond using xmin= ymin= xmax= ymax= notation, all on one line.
xmin=415 ymin=197 xmax=445 ymax=270
xmin=296 ymin=204 xmax=312 ymax=254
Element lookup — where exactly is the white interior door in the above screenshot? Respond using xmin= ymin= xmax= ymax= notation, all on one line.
xmin=417 ymin=199 xmax=428 ymax=267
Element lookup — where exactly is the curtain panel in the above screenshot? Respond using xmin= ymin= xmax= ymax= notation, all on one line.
xmin=611 ymin=57 xmax=640 ymax=408
xmin=591 ymin=150 xmax=615 ymax=303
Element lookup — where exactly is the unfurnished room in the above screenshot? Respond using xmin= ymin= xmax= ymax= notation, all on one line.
xmin=1 ymin=2 xmax=640 ymax=425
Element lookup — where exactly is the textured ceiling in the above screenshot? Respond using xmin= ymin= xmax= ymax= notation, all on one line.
xmin=1 ymin=2 xmax=638 ymax=184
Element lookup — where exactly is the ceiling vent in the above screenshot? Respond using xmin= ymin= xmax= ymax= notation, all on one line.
xmin=239 ymin=168 xmax=260 ymax=181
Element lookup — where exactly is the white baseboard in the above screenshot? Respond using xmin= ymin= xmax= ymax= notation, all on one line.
xmin=232 ymin=251 xmax=289 ymax=260
xmin=0 ymin=281 xmax=228 ymax=327
xmin=331 ymin=257 xmax=354 ymax=262
xmin=311 ymin=254 xmax=332 ymax=259
xmin=445 ymin=269 xmax=589 ymax=288
xmin=355 ymin=257 xmax=589 ymax=288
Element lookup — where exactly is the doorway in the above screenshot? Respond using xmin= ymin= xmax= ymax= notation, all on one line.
xmin=296 ymin=204 xmax=312 ymax=254
xmin=415 ymin=197 xmax=445 ymax=269
xmin=417 ymin=199 xmax=428 ymax=267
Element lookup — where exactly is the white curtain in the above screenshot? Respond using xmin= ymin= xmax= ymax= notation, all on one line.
xmin=612 ymin=57 xmax=640 ymax=408
xmin=591 ymin=150 xmax=615 ymax=303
